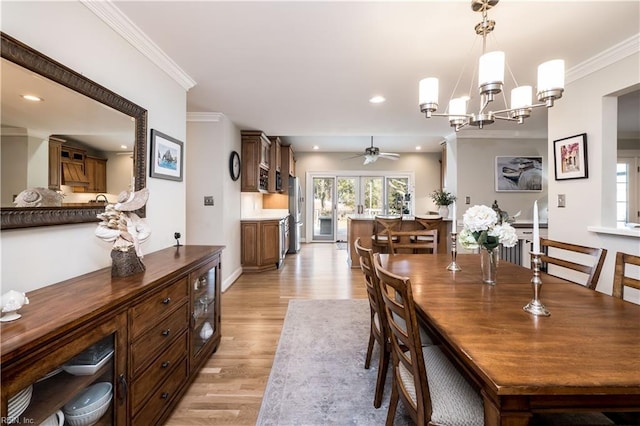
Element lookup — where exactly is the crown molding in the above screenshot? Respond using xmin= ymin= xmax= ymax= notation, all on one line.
xmin=187 ymin=112 xmax=225 ymax=122
xmin=567 ymin=33 xmax=640 ymax=84
xmin=81 ymin=0 xmax=196 ymax=91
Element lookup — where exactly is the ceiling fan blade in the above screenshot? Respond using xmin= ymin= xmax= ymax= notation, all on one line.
xmin=379 ymin=153 xmax=400 ymax=160
xmin=342 ymin=153 xmax=365 ymax=160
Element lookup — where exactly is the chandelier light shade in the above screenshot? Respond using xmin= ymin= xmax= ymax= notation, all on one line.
xmin=418 ymin=0 xmax=565 ymax=130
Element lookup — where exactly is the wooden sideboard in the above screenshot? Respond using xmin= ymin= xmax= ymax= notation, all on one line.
xmin=0 ymin=245 xmax=223 ymax=425
xmin=347 ymin=216 xmax=449 ymax=268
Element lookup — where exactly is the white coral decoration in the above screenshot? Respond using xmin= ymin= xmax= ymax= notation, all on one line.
xmin=96 ymin=201 xmax=151 ymax=257
xmin=463 ymin=205 xmax=498 ymax=232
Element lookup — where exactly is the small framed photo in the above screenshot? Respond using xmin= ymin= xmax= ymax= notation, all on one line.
xmin=150 ymin=129 xmax=183 ymax=181
xmin=553 ymin=133 xmax=588 ymax=180
xmin=495 ymin=156 xmax=543 ymax=192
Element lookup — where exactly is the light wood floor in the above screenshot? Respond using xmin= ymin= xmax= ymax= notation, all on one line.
xmin=165 ymin=242 xmax=367 ymax=425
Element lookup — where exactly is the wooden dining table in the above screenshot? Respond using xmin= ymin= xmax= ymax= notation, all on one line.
xmin=378 ymin=253 xmax=640 ymax=426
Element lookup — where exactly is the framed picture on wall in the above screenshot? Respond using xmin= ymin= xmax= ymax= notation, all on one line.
xmin=150 ymin=129 xmax=183 ymax=181
xmin=553 ymin=133 xmax=588 ymax=180
xmin=495 ymin=156 xmax=543 ymax=192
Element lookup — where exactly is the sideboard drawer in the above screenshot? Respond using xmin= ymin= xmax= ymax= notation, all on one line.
xmin=130 ymin=277 xmax=189 ymax=339
xmin=132 ymin=357 xmax=189 ymax=426
xmin=130 ymin=331 xmax=188 ymax=414
xmin=131 ymin=303 xmax=189 ymax=375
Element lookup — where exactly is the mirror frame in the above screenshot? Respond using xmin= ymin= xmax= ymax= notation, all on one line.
xmin=1 ymin=32 xmax=147 ymax=230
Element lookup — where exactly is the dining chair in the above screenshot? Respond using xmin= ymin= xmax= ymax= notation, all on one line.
xmin=371 ymin=215 xmax=403 ymax=253
xmin=372 ymin=253 xmax=484 ymax=426
xmin=354 ymin=237 xmax=391 ymax=408
xmin=388 ymin=229 xmax=438 ymax=255
xmin=538 ymin=238 xmax=607 ymax=289
xmin=613 ymin=251 xmax=640 ymax=302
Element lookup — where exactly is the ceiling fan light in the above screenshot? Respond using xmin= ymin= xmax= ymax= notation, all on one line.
xmin=364 ymin=155 xmax=377 ymax=165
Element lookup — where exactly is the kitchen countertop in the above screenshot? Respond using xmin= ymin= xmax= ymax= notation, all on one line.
xmin=348 ymin=214 xmax=447 ymax=221
xmin=241 ymin=209 xmax=289 ymax=221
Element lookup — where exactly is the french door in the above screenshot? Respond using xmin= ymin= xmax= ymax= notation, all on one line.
xmin=308 ymin=172 xmax=413 ymax=242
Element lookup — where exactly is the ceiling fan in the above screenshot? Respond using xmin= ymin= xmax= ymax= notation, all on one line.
xmin=348 ymin=136 xmax=400 ymax=165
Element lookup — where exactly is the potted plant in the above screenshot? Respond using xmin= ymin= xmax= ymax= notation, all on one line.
xmin=430 ymin=189 xmax=456 ymax=218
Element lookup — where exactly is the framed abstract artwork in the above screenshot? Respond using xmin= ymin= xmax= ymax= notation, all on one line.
xmin=495 ymin=156 xmax=543 ymax=192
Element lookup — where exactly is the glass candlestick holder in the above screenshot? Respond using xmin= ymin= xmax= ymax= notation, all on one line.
xmin=523 ymin=252 xmax=550 ymax=316
xmin=447 ymin=232 xmax=462 ymax=271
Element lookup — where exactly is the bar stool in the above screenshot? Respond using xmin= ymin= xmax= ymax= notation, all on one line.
xmin=371 ymin=215 xmax=402 ymax=253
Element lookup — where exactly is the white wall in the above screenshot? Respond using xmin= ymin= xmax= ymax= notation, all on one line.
xmin=186 ymin=114 xmax=242 ymax=291
xmin=548 ymin=51 xmax=640 ymax=299
xmin=1 ymin=2 xmax=187 ymax=293
xmin=456 ymin=137 xmax=549 ymax=223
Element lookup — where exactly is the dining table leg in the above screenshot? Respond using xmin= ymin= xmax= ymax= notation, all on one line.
xmin=482 ymin=392 xmax=532 ymax=426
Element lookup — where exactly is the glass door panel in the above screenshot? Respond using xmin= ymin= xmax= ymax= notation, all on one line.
xmin=312 ymin=176 xmax=335 ymax=241
xmin=386 ymin=177 xmax=411 ymax=215
xmin=362 ymin=177 xmax=383 ymax=216
xmin=337 ymin=177 xmax=357 ymax=242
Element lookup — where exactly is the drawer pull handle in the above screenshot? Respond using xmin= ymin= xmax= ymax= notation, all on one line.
xmin=161 ymin=392 xmax=170 ymax=400
xmin=161 ymin=329 xmax=171 ymax=337
xmin=162 ymin=297 xmax=171 ymax=305
xmin=161 ymin=361 xmax=170 ymax=368
xmin=118 ymin=374 xmax=128 ymax=404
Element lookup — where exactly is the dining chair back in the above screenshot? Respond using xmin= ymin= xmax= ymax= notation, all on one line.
xmin=613 ymin=251 xmax=640 ymax=303
xmin=354 ymin=237 xmax=390 ymax=408
xmin=538 ymin=238 xmax=607 ymax=289
xmin=371 ymin=215 xmax=403 ymax=253
xmin=388 ymin=229 xmax=438 ymax=255
xmin=372 ymin=253 xmax=484 ymax=426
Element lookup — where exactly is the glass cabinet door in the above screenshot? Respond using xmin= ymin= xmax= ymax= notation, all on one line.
xmin=2 ymin=312 xmax=127 ymax=425
xmin=190 ymin=258 xmax=220 ymax=372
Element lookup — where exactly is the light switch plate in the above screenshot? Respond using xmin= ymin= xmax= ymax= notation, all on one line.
xmin=204 ymin=196 xmax=214 ymax=206
xmin=465 ymin=196 xmax=471 ymax=205
xmin=558 ymin=194 xmax=566 ymax=208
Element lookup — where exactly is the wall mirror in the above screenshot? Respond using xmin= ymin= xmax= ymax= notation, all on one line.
xmin=1 ymin=32 xmax=147 ymax=230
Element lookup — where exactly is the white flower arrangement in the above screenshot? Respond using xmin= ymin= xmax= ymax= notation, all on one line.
xmin=460 ymin=204 xmax=519 ymax=251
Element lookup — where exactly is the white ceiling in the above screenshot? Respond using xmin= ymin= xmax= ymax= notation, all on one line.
xmin=111 ymin=0 xmax=639 ymax=153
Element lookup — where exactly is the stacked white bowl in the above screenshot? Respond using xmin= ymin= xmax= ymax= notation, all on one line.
xmin=63 ymin=382 xmax=113 ymax=426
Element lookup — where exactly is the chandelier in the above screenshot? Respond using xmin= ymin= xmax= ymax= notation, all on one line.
xmin=418 ymin=0 xmax=565 ymax=131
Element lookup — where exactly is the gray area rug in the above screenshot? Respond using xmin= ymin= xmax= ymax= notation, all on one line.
xmin=257 ymin=299 xmax=410 ymax=425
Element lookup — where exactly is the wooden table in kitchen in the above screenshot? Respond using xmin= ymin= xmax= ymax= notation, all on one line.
xmin=378 ymin=253 xmax=640 ymax=426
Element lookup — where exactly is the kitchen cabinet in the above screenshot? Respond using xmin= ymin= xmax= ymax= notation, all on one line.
xmin=241 ymin=217 xmax=288 ymax=272
xmin=282 ymin=144 xmax=295 ymax=178
xmin=268 ymin=136 xmax=283 ymax=193
xmin=241 ymin=131 xmax=270 ymax=193
xmin=74 ymin=156 xmax=107 ymax=193
xmin=48 ymin=137 xmax=63 ymax=190
xmin=1 ymin=245 xmax=224 ymax=425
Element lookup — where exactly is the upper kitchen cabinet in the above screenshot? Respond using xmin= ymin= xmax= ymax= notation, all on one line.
xmin=241 ymin=131 xmax=270 ymax=193
xmin=268 ymin=136 xmax=283 ymax=193
xmin=281 ymin=144 xmax=295 ymax=178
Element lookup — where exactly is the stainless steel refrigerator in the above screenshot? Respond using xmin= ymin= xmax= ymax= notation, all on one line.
xmin=288 ymin=176 xmax=303 ymax=253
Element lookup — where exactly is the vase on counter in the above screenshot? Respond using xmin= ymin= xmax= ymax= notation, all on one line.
xmin=480 ymin=247 xmax=499 ymax=285
xmin=438 ymin=205 xmax=449 ymax=218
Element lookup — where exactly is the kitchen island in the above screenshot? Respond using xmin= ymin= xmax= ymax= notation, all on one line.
xmin=346 ymin=215 xmax=450 ymax=268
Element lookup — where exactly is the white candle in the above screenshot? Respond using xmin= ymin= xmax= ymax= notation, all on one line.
xmin=452 ymin=201 xmax=457 ymax=232
xmin=533 ymin=200 xmax=540 ymax=253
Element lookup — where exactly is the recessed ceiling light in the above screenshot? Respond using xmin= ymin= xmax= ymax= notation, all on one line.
xmin=312 ymin=145 xmax=320 ymax=150
xmin=21 ymin=94 xmax=43 ymax=102
xmin=369 ymin=95 xmax=386 ymax=104
xmin=120 ymin=145 xmax=128 ymax=149
xmin=415 ymin=146 xmax=422 ymax=151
